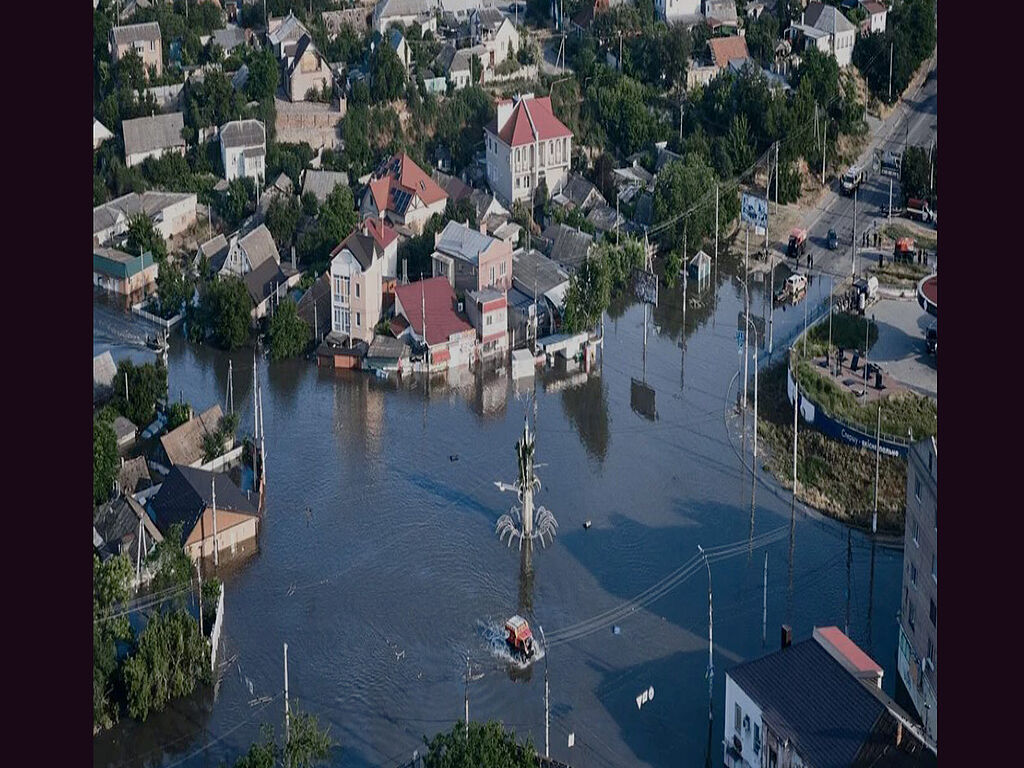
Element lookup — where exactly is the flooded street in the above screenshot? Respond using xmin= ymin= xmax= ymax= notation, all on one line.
xmin=93 ymin=260 xmax=903 ymax=768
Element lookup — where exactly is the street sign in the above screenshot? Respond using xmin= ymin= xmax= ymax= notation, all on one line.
xmin=741 ymin=193 xmax=768 ymax=230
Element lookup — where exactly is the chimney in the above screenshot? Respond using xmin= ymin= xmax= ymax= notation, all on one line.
xmin=801 ymin=11 xmax=805 ymax=25
xmin=479 ymin=218 xmax=487 ymax=235
xmin=781 ymin=624 xmax=792 ymax=649
xmin=496 ymin=99 xmax=515 ymax=131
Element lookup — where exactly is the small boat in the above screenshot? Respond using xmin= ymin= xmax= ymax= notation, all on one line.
xmin=583 ymin=520 xmax=592 ymax=529
xmin=504 ymin=615 xmax=537 ymax=662
xmin=146 ymin=331 xmax=169 ymax=352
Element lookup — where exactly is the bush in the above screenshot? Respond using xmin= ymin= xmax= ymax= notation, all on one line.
xmin=266 ymin=298 xmax=312 ymax=361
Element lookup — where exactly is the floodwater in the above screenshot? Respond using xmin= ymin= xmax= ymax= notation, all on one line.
xmin=93 ymin=256 xmax=904 ymax=768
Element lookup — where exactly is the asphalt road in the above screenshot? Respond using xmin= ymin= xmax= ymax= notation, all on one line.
xmin=794 ymin=54 xmax=938 ymax=282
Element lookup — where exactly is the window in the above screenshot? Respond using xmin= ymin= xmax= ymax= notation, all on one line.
xmin=490 ymin=266 xmax=496 ymax=284
xmin=334 ymin=276 xmax=341 ymax=296
xmin=333 ymin=307 xmax=340 ymax=329
xmin=486 ymin=314 xmax=493 ymax=326
xmin=516 ymin=177 xmax=521 ymax=189
xmin=912 ymin=518 xmax=920 ymax=547
xmin=355 ymin=282 xmax=360 ymax=298
xmin=929 ymin=598 xmax=936 ymax=627
xmin=908 ymin=600 xmax=916 ymax=632
xmin=931 ymin=553 xmax=936 ymax=582
xmin=910 ymin=562 xmax=917 ymax=588
xmin=356 ymin=312 xmax=361 ymax=327
xmin=753 ymin=724 xmax=761 ymax=755
xmin=926 ymin=636 xmax=934 ymax=665
xmin=734 ymin=703 xmax=742 ymax=733
xmin=500 ymin=260 xmax=506 ymax=276
xmin=914 ymin=477 xmax=921 ymax=501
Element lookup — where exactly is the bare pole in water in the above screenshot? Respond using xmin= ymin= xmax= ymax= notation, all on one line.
xmin=762 ymin=552 xmax=768 ymax=647
xmin=464 ymin=656 xmax=470 ymax=736
xmin=873 ymin=403 xmax=881 ymax=534
xmin=792 ymin=375 xmax=799 ymax=500
xmin=697 ymin=545 xmax=714 ymax=731
xmin=211 ymin=476 xmax=219 ymax=567
xmin=284 ymin=643 xmax=290 ymax=744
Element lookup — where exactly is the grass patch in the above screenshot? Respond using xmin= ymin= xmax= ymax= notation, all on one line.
xmin=752 ymin=361 xmax=907 ymax=532
xmin=882 ymin=223 xmax=937 ymax=252
xmin=868 ymin=260 xmax=930 ymax=287
xmin=801 ymin=312 xmax=878 ymax=359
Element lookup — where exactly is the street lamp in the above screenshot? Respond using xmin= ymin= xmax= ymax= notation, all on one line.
xmin=744 ymin=315 xmax=759 ymax=461
xmin=734 ymin=276 xmax=751 ymax=411
xmin=539 ymin=624 xmax=549 ymax=759
xmin=697 ymin=545 xmax=714 ymax=731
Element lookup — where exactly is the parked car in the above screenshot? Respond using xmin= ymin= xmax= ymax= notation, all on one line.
xmin=925 ymin=325 xmax=937 ymax=355
xmin=827 ymin=228 xmax=838 ymax=250
xmin=786 ymin=228 xmax=808 ymax=260
xmin=841 ymin=166 xmax=864 ymax=195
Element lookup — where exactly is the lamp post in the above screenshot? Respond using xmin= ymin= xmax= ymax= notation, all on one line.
xmin=697 ymin=545 xmax=714 ymax=735
xmin=735 ymin=276 xmax=750 ymax=411
xmin=744 ymin=315 xmax=759 ymax=460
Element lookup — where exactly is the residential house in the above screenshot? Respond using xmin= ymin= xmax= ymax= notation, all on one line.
xmin=245 ymin=258 xmax=291 ymax=320
xmin=708 ymin=35 xmax=751 ymax=70
xmin=112 ymin=416 xmax=138 ymax=450
xmin=94 ymin=495 xmax=163 ymax=564
xmin=703 ymin=0 xmax=738 ymax=31
xmin=373 ymin=0 xmax=440 ymax=35
xmin=508 ymin=248 xmax=568 ymax=345
xmin=329 ymin=228 xmax=385 ymax=344
xmin=301 ymin=169 xmax=351 ymax=204
xmin=361 ymin=153 xmax=449 ymax=235
xmin=267 ymin=12 xmax=310 ymax=58
xmin=471 ymin=8 xmax=519 ymax=70
xmin=897 ymin=438 xmax=937 ymax=740
xmin=93 ymin=191 xmax=198 ymax=245
xmin=258 ymin=172 xmax=295 ymax=217
xmin=585 ymin=202 xmax=626 ymax=236
xmin=363 ymin=216 xmax=399 ymax=281
xmin=117 ymin=455 xmax=154 ymax=496
xmin=94 ymin=118 xmax=114 ymax=150
xmin=655 ymin=0 xmax=702 ymax=25
xmin=158 ymin=404 xmax=228 ymax=468
xmin=122 ymin=112 xmax=186 ymax=168
xmin=148 ymin=465 xmax=260 ymax=563
xmin=465 ymin=288 xmax=509 ymax=360
xmin=220 ymin=119 xmax=267 ymax=183
xmin=285 ymin=34 xmax=335 ymax=102
xmin=389 ymin=27 xmax=412 ymax=70
xmin=392 ymin=277 xmax=476 ymax=370
xmin=431 ymin=219 xmax=513 ymax=294
xmin=143 ymin=82 xmax=185 ymax=112
xmin=94 ymin=248 xmax=159 ymax=303
xmin=551 ymin=173 xmax=605 ymax=214
xmin=485 ymin=93 xmax=573 ymax=208
xmin=110 ymin=22 xmax=163 ymax=76
xmin=434 ymin=43 xmax=481 ymax=91
xmin=789 ymin=2 xmax=857 ymax=68
xmin=211 ymin=24 xmax=250 ymax=55
xmin=539 ymin=223 xmax=594 ymax=273
xmin=94 ymin=351 xmax=117 ymax=398
xmin=611 ymin=161 xmax=655 ymax=205
xmin=297 ymin=272 xmax=333 ymax=340
xmin=860 ymin=0 xmax=887 ymax=34
xmin=571 ymin=0 xmax=609 ymax=35
xmin=205 ymin=224 xmax=281 ymax=278
xmin=323 ymin=8 xmax=373 ymax=36
xmin=365 ymin=334 xmax=410 ymax=372
xmin=724 ymin=626 xmax=936 ymax=768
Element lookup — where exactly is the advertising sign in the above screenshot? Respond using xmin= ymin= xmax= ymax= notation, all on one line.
xmin=741 ymin=193 xmax=768 ymax=230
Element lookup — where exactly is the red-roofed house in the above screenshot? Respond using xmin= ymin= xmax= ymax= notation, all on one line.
xmin=708 ymin=36 xmax=750 ymax=69
xmin=393 ymin=277 xmax=476 ymax=371
xmin=812 ymin=626 xmax=884 ymax=689
xmin=485 ymin=93 xmax=573 ymax=208
xmin=361 ymin=153 xmax=448 ymax=235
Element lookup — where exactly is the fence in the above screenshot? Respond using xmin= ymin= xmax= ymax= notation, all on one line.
xmin=131 ymin=301 xmax=182 ymax=329
xmin=198 ymin=444 xmax=244 ymax=473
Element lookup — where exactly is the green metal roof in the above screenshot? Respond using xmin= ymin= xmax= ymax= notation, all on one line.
xmin=93 ymin=249 xmax=156 ymax=279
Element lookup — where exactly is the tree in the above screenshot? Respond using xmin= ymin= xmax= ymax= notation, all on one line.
xmin=301 ymin=190 xmax=320 ymax=217
xmin=246 ymin=47 xmax=280 ymax=102
xmin=470 ymin=53 xmax=483 ymax=86
xmin=94 ymin=553 xmax=134 ymax=730
xmin=900 ymin=145 xmax=934 ymax=206
xmin=265 ymin=195 xmax=303 ymax=249
xmin=166 ymin=401 xmax=193 ymax=430
xmin=94 ymin=414 xmax=119 ymax=505
xmin=156 ymin=258 xmax=192 ymax=318
xmin=113 ymin=359 xmax=168 ymax=427
xmin=562 ymin=255 xmax=609 ymax=334
xmin=315 ymin=184 xmax=358 ymax=254
xmin=125 ymin=214 xmax=168 ymax=262
xmin=229 ymin=709 xmax=334 ymax=768
xmin=422 ymin=720 xmax=536 ymax=768
xmin=216 ymin=178 xmax=255 ymax=229
xmin=653 ymin=153 xmax=720 ymax=255
xmin=123 ymin=608 xmax=211 ymax=722
xmin=267 ymin=299 xmax=312 ymax=361
xmin=147 ymin=523 xmax=193 ymax=594
xmin=197 ymin=277 xmax=253 ymax=350
xmin=370 ymin=41 xmax=406 ymax=102
xmin=853 ymin=0 xmax=935 ymax=104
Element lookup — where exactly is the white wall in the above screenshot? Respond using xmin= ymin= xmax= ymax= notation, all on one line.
xmin=126 ymin=145 xmax=185 ymax=169
xmin=833 ymin=30 xmax=855 ymax=68
xmin=222 ymin=144 xmax=266 ymax=183
xmin=658 ymin=0 xmax=701 ymax=23
xmin=724 ymin=674 xmax=765 ymax=767
xmin=156 ymin=194 xmax=198 ymax=240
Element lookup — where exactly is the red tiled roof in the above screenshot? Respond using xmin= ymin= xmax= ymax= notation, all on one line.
xmin=815 ymin=627 xmax=883 ymax=675
xmin=496 ymin=96 xmax=572 ymax=147
xmin=394 ymin=276 xmax=473 ymax=347
xmin=370 ymin=153 xmax=447 ymax=216
xmin=708 ymin=36 xmax=750 ymax=68
xmin=363 ymin=217 xmax=397 ymax=249
xmin=861 ymin=1 xmax=886 ymax=14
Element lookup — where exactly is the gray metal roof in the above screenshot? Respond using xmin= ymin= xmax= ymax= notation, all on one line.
xmin=728 ymin=638 xmax=935 ymax=768
xmin=111 ymin=21 xmax=161 ymax=46
xmin=435 ymin=220 xmax=497 ymax=265
xmin=244 ymin=258 xmax=287 ymax=305
xmin=149 ymin=465 xmax=257 ymax=544
xmin=122 ymin=112 xmax=185 ymax=158
xmin=212 ymin=25 xmax=247 ymax=52
xmin=804 ymin=2 xmax=856 ymax=34
xmin=94 ymin=351 xmax=117 ymax=389
xmin=302 ymin=170 xmax=351 ymax=204
xmin=332 ymin=231 xmax=379 ymax=271
xmin=220 ymin=119 xmax=266 ymax=150
xmin=474 ymin=7 xmax=506 ymax=31
xmin=585 ymin=202 xmax=625 ymax=233
xmin=540 ymin=223 xmax=594 ymax=271
xmin=268 ymin=12 xmax=309 ymax=47
xmin=511 ymin=248 xmax=568 ymax=298
xmin=238 ymin=224 xmax=281 ymax=271
xmin=94 ymin=191 xmax=194 ymax=236
xmin=377 ymin=0 xmax=439 ymax=19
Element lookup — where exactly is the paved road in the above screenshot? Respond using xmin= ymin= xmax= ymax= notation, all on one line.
xmin=868 ymin=297 xmax=937 ymax=397
xmin=794 ymin=53 xmax=938 ymax=282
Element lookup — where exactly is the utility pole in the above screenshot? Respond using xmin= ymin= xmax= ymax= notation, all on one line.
xmin=211 ymin=477 xmax=219 ymax=567
xmin=226 ymin=360 xmax=234 ymax=414
xmin=714 ymin=184 xmax=719 ymax=267
xmin=697 ymin=545 xmax=714 ymax=733
xmin=888 ymin=41 xmax=893 ymax=102
xmin=821 ymin=119 xmax=827 ymax=185
xmin=792 ymin=376 xmax=799 ymax=498
xmin=768 ymin=260 xmax=774 ymax=355
xmin=195 ymin=560 xmax=204 ymax=637
xmin=888 ymin=178 xmax=893 ymax=222
xmin=845 ymin=528 xmax=852 ymax=636
xmin=743 ymin=227 xmax=749 ymax=411
xmin=464 ymin=656 xmax=470 ymax=735
xmin=125 ymin=371 xmax=130 ymax=408
xmin=774 ymin=141 xmax=779 ymax=214
xmin=803 ymin=291 xmax=808 ymax=358
xmin=828 ymin=277 xmax=834 ymax=374
xmin=762 ymin=552 xmax=768 ymax=648
xmin=852 ymin=186 xmax=858 ymax=277
xmin=873 ymin=403 xmax=881 ymax=534
xmin=284 ymin=642 xmax=290 ymax=744
xmin=752 ymin=320 xmax=759 ymax=459
xmin=929 ymin=140 xmax=934 ymax=193
xmin=541 ymin=625 xmax=550 ymax=759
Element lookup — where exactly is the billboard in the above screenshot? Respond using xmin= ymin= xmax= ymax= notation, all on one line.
xmin=741 ymin=193 xmax=768 ymax=231
xmin=633 ymin=267 xmax=658 ymax=306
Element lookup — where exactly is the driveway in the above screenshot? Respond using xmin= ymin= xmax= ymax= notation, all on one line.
xmin=868 ymin=298 xmax=937 ymax=398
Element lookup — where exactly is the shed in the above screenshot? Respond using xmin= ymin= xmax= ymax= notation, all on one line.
xmin=687 ymin=250 xmax=712 ymax=283
xmin=365 ymin=334 xmax=410 ymax=372
xmin=112 ymin=415 xmax=138 ymax=449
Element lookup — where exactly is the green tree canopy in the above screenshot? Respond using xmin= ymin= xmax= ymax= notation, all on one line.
xmin=113 ymin=359 xmax=168 ymax=427
xmin=267 ymin=299 xmax=311 ymax=361
xmin=156 ymin=258 xmax=193 ymax=318
xmin=93 ymin=414 xmax=119 ymax=505
xmin=370 ymin=39 xmax=406 ymax=103
xmin=563 ymin=254 xmax=609 ymax=334
xmin=195 ymin=277 xmax=253 ymax=350
xmin=422 ymin=721 xmax=536 ymax=768
xmin=125 ymin=214 xmax=168 ymax=262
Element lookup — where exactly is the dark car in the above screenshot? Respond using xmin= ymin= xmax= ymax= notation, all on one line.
xmin=925 ymin=326 xmax=937 ymax=355
xmin=827 ymin=228 xmax=838 ymax=250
